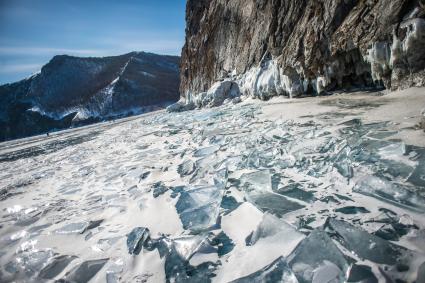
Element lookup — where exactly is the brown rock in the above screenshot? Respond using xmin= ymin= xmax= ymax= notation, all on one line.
xmin=180 ymin=0 xmax=425 ymax=101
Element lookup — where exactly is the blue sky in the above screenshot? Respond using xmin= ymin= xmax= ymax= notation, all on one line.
xmin=0 ymin=0 xmax=186 ymax=84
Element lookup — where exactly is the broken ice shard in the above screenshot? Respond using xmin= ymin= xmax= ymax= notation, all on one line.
xmin=378 ymin=142 xmax=407 ymax=157
xmin=38 ymin=255 xmax=77 ymax=279
xmin=55 ymin=222 xmax=89 ymax=234
xmin=9 ymin=249 xmax=55 ymax=277
xmin=333 ymin=145 xmax=354 ymax=179
xmin=210 ymin=231 xmax=234 ymax=256
xmin=160 ymin=234 xmax=218 ymax=282
xmin=246 ymin=192 xmax=305 ymax=218
xmin=417 ymin=261 xmax=425 ymax=283
xmin=193 ymin=145 xmax=220 ymax=157
xmin=230 ymin=257 xmax=299 ymax=283
xmin=288 ymin=230 xmax=349 ymax=283
xmin=240 ymin=170 xmax=272 ymax=192
xmin=407 ymin=149 xmax=425 ymax=187
xmin=63 ymin=258 xmax=108 ymax=282
xmin=347 ymin=264 xmax=377 ymax=283
xmin=353 ymin=175 xmax=425 ymax=212
xmin=172 ymin=234 xmax=209 ymax=260
xmin=325 ymin=218 xmax=405 ymax=265
xmin=371 ymin=212 xmax=418 ymax=241
xmin=240 ymin=170 xmax=304 ymax=216
xmin=334 ymin=160 xmax=354 ymax=180
xmin=379 ymin=158 xmax=414 ymax=179
xmin=177 ymin=160 xmax=195 ymax=177
xmin=127 ymin=227 xmax=150 ymax=255
xmin=105 ymin=258 xmax=124 ymax=283
xmin=273 ymin=183 xmax=317 ymax=203
xmin=152 ymin=182 xmax=168 ymax=198
xmin=248 ymin=213 xmax=304 ymax=247
xmin=175 ymin=184 xmax=224 ymax=231
xmin=220 ymin=195 xmax=241 ymax=214
xmin=335 ymin=206 xmax=370 ymax=214
xmin=214 ymin=168 xmax=228 ymax=190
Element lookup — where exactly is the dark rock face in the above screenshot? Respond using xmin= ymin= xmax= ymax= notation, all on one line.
xmin=180 ymin=0 xmax=425 ymax=102
xmin=0 ymin=52 xmax=180 ymax=141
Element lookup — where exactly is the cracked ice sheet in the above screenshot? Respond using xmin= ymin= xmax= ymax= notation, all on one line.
xmin=1 ymin=89 xmax=425 ymax=282
xmin=216 ymin=203 xmax=304 ymax=282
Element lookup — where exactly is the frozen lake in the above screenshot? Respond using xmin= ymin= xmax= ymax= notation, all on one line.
xmin=1 ymin=88 xmax=425 ymax=282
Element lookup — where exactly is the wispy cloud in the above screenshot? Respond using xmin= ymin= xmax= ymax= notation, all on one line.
xmin=0 ymin=47 xmax=110 ymax=56
xmin=113 ymin=40 xmax=184 ymax=55
xmin=0 ymin=63 xmax=42 ymax=74
xmin=96 ymin=36 xmax=184 ymax=56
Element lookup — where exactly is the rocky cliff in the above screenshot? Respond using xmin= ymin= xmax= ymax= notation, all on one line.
xmin=177 ymin=0 xmax=425 ymax=109
xmin=0 ymin=52 xmax=180 ymax=141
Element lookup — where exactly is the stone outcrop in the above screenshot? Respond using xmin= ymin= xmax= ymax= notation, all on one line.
xmin=178 ymin=0 xmax=425 ymax=107
xmin=0 ymin=52 xmax=180 ymax=141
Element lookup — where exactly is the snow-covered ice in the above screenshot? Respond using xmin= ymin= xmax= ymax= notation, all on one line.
xmin=0 ymin=88 xmax=425 ymax=282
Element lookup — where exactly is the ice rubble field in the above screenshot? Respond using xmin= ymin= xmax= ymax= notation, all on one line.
xmin=0 ymin=94 xmax=425 ymax=282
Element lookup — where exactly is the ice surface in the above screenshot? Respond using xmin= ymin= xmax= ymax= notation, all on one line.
xmin=55 ymin=222 xmax=89 ymax=234
xmin=241 ymin=170 xmax=273 ymax=192
xmin=172 ymin=234 xmax=208 ymax=260
xmin=335 ymin=206 xmax=370 ymax=214
xmin=7 ymin=249 xmax=55 ymax=278
xmin=347 ymin=264 xmax=377 ymax=283
xmin=152 ymin=182 xmax=169 ymax=198
xmin=407 ymin=149 xmax=425 ymax=187
xmin=1 ymin=98 xmax=425 ymax=282
xmin=240 ymin=170 xmax=304 ymax=216
xmin=177 ymin=159 xmax=195 ymax=177
xmin=288 ymin=230 xmax=350 ymax=283
xmin=127 ymin=227 xmax=150 ymax=255
xmin=105 ymin=258 xmax=124 ymax=283
xmin=210 ymin=231 xmax=234 ymax=256
xmin=230 ymin=257 xmax=299 ymax=283
xmin=273 ymin=183 xmax=317 ymax=203
xmin=325 ymin=218 xmax=405 ymax=265
xmin=353 ymin=175 xmax=425 ymax=212
xmin=333 ymin=145 xmax=354 ymax=180
xmin=194 ymin=145 xmax=220 ymax=157
xmin=248 ymin=213 xmax=304 ymax=247
xmin=38 ymin=255 xmax=77 ymax=280
xmin=175 ymin=184 xmax=224 ymax=231
xmin=63 ymin=258 xmax=108 ymax=282
xmin=417 ymin=262 xmax=425 ymax=283
xmin=152 ymin=234 xmax=219 ymax=282
xmin=246 ymin=192 xmax=305 ymax=217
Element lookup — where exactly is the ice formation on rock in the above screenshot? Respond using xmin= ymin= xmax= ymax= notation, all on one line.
xmin=176 ymin=0 xmax=425 ymax=110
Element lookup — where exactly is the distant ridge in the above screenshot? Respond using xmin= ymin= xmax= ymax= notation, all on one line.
xmin=0 ymin=52 xmax=180 ymax=141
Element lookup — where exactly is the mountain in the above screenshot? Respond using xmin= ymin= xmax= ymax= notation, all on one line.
xmin=0 ymin=52 xmax=180 ymax=141
xmin=173 ymin=0 xmax=425 ymax=109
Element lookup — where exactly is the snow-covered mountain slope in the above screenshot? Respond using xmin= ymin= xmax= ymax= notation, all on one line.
xmin=0 ymin=88 xmax=424 ymax=282
xmin=0 ymin=52 xmax=180 ymax=141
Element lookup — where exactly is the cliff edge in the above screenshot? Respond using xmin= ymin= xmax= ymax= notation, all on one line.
xmin=175 ymin=0 xmax=425 ymax=109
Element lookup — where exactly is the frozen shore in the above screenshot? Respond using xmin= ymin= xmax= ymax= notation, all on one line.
xmin=0 ymin=87 xmax=424 ymax=282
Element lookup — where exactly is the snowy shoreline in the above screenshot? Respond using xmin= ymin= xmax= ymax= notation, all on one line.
xmin=0 ymin=87 xmax=424 ymax=282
